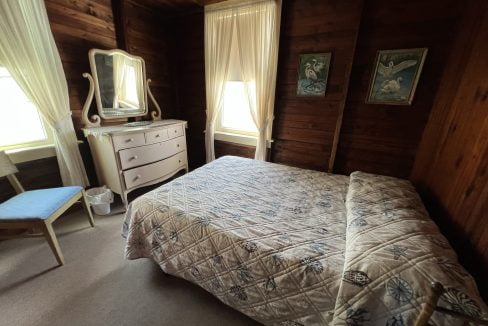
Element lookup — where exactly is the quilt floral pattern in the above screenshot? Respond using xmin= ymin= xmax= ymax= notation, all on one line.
xmin=123 ymin=157 xmax=487 ymax=325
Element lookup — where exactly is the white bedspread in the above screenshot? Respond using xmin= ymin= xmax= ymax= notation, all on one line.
xmin=123 ymin=156 xmax=486 ymax=325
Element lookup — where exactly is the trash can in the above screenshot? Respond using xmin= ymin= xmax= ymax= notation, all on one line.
xmin=86 ymin=186 xmax=114 ymax=215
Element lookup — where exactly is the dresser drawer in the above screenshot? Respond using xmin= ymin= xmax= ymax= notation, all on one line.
xmin=167 ymin=125 xmax=184 ymax=139
xmin=145 ymin=128 xmax=169 ymax=145
xmin=119 ymin=136 xmax=186 ymax=170
xmin=112 ymin=133 xmax=145 ymax=151
xmin=123 ymin=151 xmax=187 ymax=189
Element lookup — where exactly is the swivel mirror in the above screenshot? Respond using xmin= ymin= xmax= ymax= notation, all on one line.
xmin=81 ymin=49 xmax=162 ymax=127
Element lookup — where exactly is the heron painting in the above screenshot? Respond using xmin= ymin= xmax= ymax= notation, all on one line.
xmin=297 ymin=53 xmax=331 ymax=96
xmin=366 ymin=48 xmax=428 ymax=105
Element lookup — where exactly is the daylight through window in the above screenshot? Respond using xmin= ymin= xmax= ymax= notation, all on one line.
xmin=0 ymin=67 xmax=51 ymax=150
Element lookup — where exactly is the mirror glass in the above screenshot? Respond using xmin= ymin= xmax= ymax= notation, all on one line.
xmin=91 ymin=50 xmax=147 ymax=118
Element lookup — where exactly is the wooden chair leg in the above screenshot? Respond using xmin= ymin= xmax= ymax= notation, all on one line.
xmin=81 ymin=190 xmax=95 ymax=227
xmin=41 ymin=221 xmax=65 ymax=266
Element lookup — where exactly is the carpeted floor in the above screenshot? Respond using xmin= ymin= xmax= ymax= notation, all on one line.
xmin=0 ymin=205 xmax=259 ymax=326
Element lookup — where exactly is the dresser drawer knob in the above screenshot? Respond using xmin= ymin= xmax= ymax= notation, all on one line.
xmin=178 ymin=160 xmax=181 ymax=163
xmin=130 ymin=155 xmax=138 ymax=160
xmin=127 ymin=138 xmax=134 ymax=142
xmin=155 ymin=134 xmax=160 ymax=138
xmin=134 ymin=174 xmax=141 ymax=180
xmin=174 ymin=130 xmax=177 ymax=133
xmin=177 ymin=144 xmax=180 ymax=147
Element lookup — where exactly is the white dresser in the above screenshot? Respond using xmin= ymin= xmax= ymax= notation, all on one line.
xmin=83 ymin=120 xmax=188 ymax=207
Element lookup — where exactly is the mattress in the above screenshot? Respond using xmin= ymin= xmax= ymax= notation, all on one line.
xmin=123 ymin=156 xmax=487 ymax=325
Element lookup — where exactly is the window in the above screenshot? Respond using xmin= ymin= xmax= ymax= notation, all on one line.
xmin=0 ymin=67 xmax=53 ymax=151
xmin=219 ymin=81 xmax=257 ymax=135
xmin=216 ymin=28 xmax=257 ymax=138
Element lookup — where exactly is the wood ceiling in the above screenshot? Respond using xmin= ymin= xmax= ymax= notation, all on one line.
xmin=130 ymin=0 xmax=204 ymax=12
xmin=131 ymin=0 xmax=231 ymax=10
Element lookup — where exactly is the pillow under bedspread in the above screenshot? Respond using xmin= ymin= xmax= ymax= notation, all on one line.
xmin=332 ymin=171 xmax=487 ymax=325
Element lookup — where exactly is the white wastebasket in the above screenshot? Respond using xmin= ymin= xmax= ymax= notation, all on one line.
xmin=86 ymin=186 xmax=114 ymax=215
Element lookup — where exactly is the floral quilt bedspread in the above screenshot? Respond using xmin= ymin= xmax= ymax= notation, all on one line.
xmin=123 ymin=156 xmax=486 ymax=325
xmin=332 ymin=172 xmax=487 ymax=325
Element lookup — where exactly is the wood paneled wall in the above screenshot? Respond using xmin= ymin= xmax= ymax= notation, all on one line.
xmin=43 ymin=0 xmax=119 ymax=188
xmin=173 ymin=10 xmax=207 ymax=170
xmin=176 ymin=0 xmax=366 ymax=171
xmin=122 ymin=0 xmax=180 ymax=119
xmin=29 ymin=0 xmax=181 ymax=192
xmin=196 ymin=0 xmax=461 ymax=179
xmin=45 ymin=0 xmax=118 ymax=134
xmin=271 ymin=0 xmax=363 ymax=171
xmin=411 ymin=0 xmax=488 ymax=296
xmin=215 ymin=141 xmax=255 ymax=160
xmin=0 ymin=157 xmax=62 ymax=202
xmin=334 ymin=0 xmax=460 ymax=178
xmin=46 ymin=0 xmax=181 ymax=131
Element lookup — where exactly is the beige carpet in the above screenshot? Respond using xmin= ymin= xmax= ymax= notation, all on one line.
xmin=0 ymin=206 xmax=259 ymax=326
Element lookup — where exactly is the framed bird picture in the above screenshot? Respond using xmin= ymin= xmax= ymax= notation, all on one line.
xmin=296 ymin=53 xmax=331 ymax=96
xmin=366 ymin=48 xmax=428 ymax=105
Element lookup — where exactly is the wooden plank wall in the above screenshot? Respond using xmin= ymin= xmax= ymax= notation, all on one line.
xmin=122 ymin=0 xmax=180 ymax=119
xmin=173 ymin=10 xmax=207 ymax=170
xmin=271 ymin=0 xmax=363 ymax=171
xmin=44 ymin=0 xmax=119 ymax=187
xmin=0 ymin=157 xmax=62 ymax=202
xmin=45 ymin=0 xmax=118 ymax=134
xmin=411 ymin=0 xmax=488 ymax=296
xmin=334 ymin=0 xmax=460 ymax=178
xmin=178 ymin=0 xmax=365 ymax=171
xmin=200 ymin=0 xmax=460 ymax=179
xmin=215 ymin=141 xmax=255 ymax=160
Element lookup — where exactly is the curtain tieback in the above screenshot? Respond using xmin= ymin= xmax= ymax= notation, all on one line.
xmin=52 ymin=113 xmax=73 ymax=131
xmin=259 ymin=119 xmax=272 ymax=133
xmin=206 ymin=120 xmax=216 ymax=131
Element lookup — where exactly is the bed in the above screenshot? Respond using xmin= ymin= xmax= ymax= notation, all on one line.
xmin=123 ymin=156 xmax=487 ymax=325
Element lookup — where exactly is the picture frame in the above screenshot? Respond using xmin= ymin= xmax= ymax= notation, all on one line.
xmin=366 ymin=48 xmax=428 ymax=105
xmin=296 ymin=52 xmax=331 ymax=97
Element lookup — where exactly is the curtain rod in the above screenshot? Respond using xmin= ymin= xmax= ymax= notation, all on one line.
xmin=205 ymin=0 xmax=277 ymax=13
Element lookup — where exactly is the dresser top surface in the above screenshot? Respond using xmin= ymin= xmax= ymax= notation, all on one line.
xmin=83 ymin=119 xmax=187 ymax=137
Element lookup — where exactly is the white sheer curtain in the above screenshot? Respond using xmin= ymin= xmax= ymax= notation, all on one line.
xmin=236 ymin=0 xmax=281 ymax=160
xmin=113 ymin=54 xmax=128 ymax=109
xmin=114 ymin=57 xmax=143 ymax=110
xmin=133 ymin=61 xmax=144 ymax=109
xmin=0 ymin=0 xmax=89 ymax=187
xmin=204 ymin=5 xmax=235 ymax=162
xmin=204 ymin=0 xmax=281 ymax=161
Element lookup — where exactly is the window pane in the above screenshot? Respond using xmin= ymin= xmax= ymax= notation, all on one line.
xmin=221 ymin=81 xmax=257 ymax=133
xmin=0 ymin=67 xmax=47 ymax=147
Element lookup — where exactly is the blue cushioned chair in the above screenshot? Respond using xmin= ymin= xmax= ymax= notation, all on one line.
xmin=0 ymin=151 xmax=94 ymax=265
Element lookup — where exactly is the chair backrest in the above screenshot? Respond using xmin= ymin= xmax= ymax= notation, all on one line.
xmin=0 ymin=151 xmax=24 ymax=194
xmin=5 ymin=174 xmax=25 ymax=194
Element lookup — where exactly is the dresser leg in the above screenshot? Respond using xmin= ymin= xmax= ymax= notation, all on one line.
xmin=121 ymin=192 xmax=129 ymax=208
